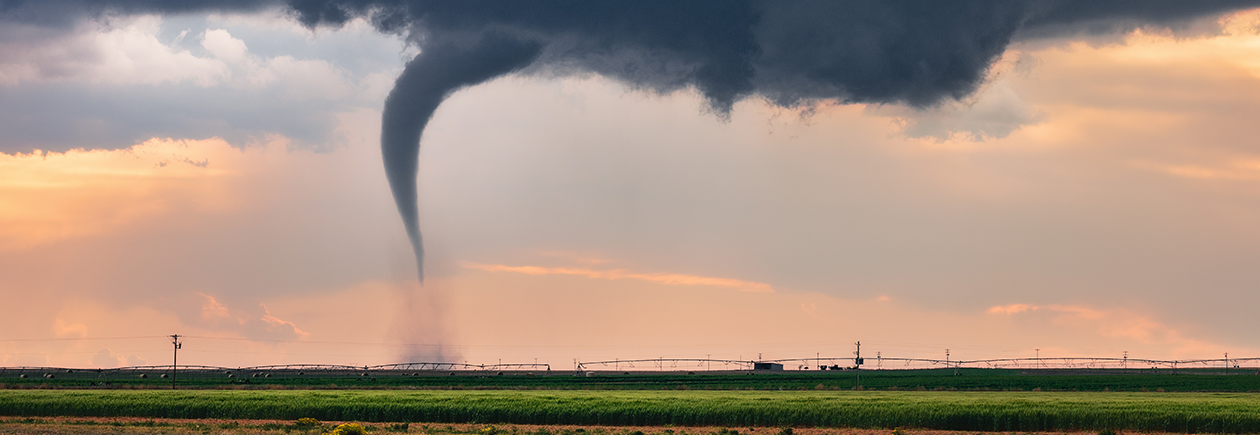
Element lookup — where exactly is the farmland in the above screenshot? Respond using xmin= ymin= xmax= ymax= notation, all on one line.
xmin=5 ymin=368 xmax=1260 ymax=392
xmin=4 ymin=389 xmax=1260 ymax=433
xmin=0 ymin=420 xmax=1153 ymax=435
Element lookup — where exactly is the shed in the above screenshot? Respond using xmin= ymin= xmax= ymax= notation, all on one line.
xmin=753 ymin=362 xmax=784 ymax=370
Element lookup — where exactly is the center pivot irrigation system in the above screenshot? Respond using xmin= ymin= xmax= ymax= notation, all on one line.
xmin=5 ymin=337 xmax=1255 ymax=383
xmin=3 ymin=355 xmax=1254 ymax=382
xmin=575 ymin=356 xmax=1258 ymax=371
xmin=0 ymin=362 xmax=554 ymax=382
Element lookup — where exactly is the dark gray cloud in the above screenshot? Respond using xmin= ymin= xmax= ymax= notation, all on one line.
xmin=279 ymin=1 xmax=1260 ymax=108
xmin=287 ymin=0 xmax=1258 ymax=281
xmin=0 ymin=0 xmax=279 ymax=28
xmin=5 ymin=0 xmax=1259 ymax=295
xmin=1018 ymin=0 xmax=1260 ymax=39
xmin=7 ymin=0 xmax=1258 ymax=110
xmin=0 ymin=82 xmax=344 ymax=153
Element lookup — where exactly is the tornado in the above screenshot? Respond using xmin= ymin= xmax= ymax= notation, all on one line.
xmin=17 ymin=1 xmax=1260 ymax=284
xmin=380 ymin=33 xmax=542 ymax=281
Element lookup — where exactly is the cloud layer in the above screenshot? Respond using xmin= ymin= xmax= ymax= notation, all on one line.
xmin=0 ymin=13 xmax=403 ymax=152
xmin=4 ymin=3 xmax=1260 ymax=367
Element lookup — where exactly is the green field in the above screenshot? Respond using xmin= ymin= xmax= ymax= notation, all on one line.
xmin=4 ymin=390 xmax=1260 ymax=433
xmin=6 ymin=369 xmax=1260 ymax=392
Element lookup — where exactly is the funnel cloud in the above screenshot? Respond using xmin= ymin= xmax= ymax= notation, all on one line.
xmin=382 ymin=33 xmax=541 ymax=281
xmin=281 ymin=0 xmax=1260 ymax=279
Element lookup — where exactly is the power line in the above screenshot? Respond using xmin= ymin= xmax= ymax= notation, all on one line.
xmin=0 ymin=334 xmax=857 ymax=351
xmin=0 ymin=349 xmax=166 ymax=356
xmin=181 ymin=335 xmax=850 ymax=350
xmin=0 ymin=336 xmax=164 ymax=342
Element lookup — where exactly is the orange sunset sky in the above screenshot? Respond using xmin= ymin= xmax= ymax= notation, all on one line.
xmin=4 ymin=5 xmax=1260 ymax=369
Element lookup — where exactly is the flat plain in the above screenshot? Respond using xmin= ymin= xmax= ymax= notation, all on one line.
xmin=3 ymin=390 xmax=1260 ymax=433
xmin=6 ymin=370 xmax=1260 ymax=433
xmin=6 ymin=369 xmax=1260 ymax=392
xmin=0 ymin=418 xmax=1138 ymax=435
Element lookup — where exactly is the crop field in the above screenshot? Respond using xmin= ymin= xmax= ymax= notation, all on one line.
xmin=0 ymin=419 xmax=1133 ymax=435
xmin=6 ymin=369 xmax=1260 ymax=392
xmin=3 ymin=390 xmax=1260 ymax=433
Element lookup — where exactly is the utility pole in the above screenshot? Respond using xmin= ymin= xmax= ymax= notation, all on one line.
xmin=1225 ymin=352 xmax=1229 ymax=375
xmin=1123 ymin=351 xmax=1128 ymax=370
xmin=854 ymin=341 xmax=862 ymax=390
xmin=169 ymin=334 xmax=182 ymax=389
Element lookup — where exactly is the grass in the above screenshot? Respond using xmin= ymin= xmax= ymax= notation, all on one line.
xmin=7 ymin=369 xmax=1260 ymax=392
xmin=0 ymin=419 xmax=989 ymax=435
xmin=0 ymin=416 xmax=361 ymax=434
xmin=3 ymin=390 xmax=1260 ymax=432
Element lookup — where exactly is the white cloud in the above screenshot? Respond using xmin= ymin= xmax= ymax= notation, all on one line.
xmin=198 ymin=28 xmax=353 ymax=101
xmin=0 ymin=14 xmax=405 ymax=153
xmin=90 ymin=348 xmax=124 ymax=368
xmin=0 ymin=16 xmax=231 ymax=87
xmin=1131 ymin=158 xmax=1260 ymax=181
xmin=988 ymin=303 xmax=1038 ymax=315
xmin=464 ymin=261 xmax=775 ymax=293
xmin=4 ymin=352 xmax=48 ymax=367
xmin=185 ymin=293 xmax=310 ymax=342
xmin=891 ymin=79 xmax=1045 ymax=142
xmin=1 ymin=18 xmax=357 ymax=103
xmin=260 ymin=304 xmax=311 ymax=340
xmin=201 ymin=28 xmax=248 ymax=64
xmin=251 ymin=56 xmax=353 ymax=101
xmin=53 ymin=317 xmax=89 ymax=338
xmin=198 ymin=292 xmax=235 ymax=321
xmin=987 ymin=303 xmax=1223 ymax=357
xmin=861 ymin=50 xmax=1045 ymax=143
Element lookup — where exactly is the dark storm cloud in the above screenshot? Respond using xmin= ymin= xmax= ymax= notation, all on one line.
xmin=0 ymin=83 xmax=343 ymax=153
xmin=281 ymin=0 xmax=1260 ymax=108
xmin=0 ymin=0 xmax=279 ymax=27
xmin=7 ymin=0 xmax=1258 ymax=110
xmin=5 ymin=0 xmax=1260 ymax=279
xmin=282 ymin=0 xmax=1258 ymax=280
xmin=1018 ymin=0 xmax=1260 ymax=38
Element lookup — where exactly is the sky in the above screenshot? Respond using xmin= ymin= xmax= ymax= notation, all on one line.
xmin=3 ymin=2 xmax=1260 ymax=370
